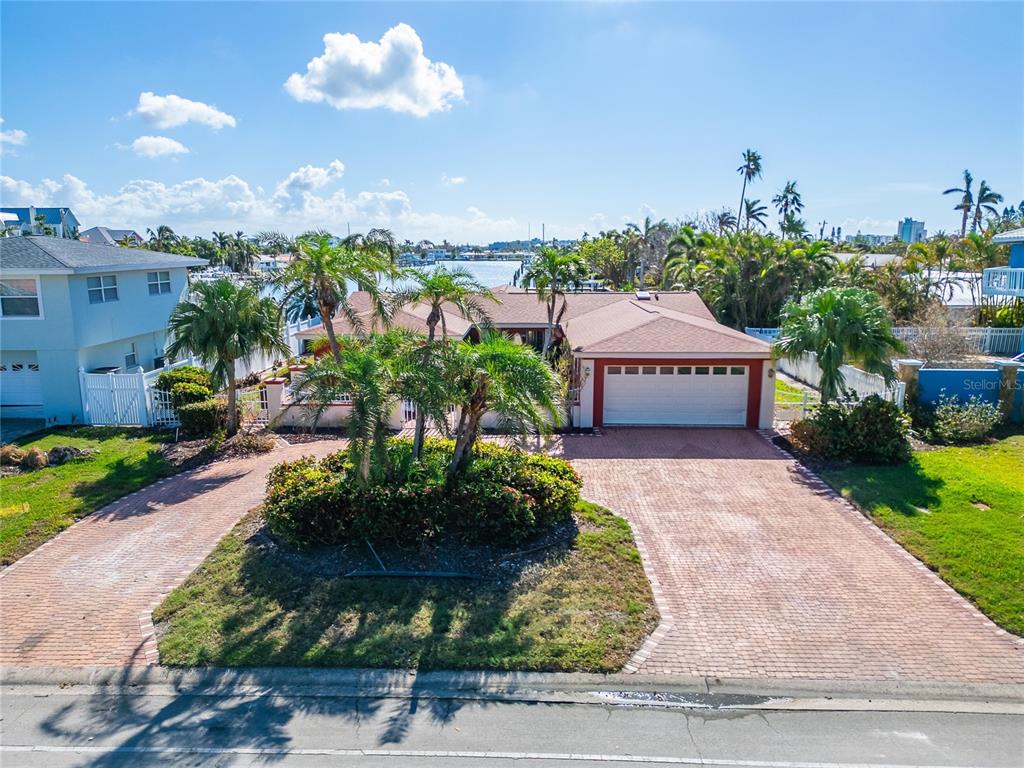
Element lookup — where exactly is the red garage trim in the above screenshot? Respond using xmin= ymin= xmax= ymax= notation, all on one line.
xmin=592 ymin=357 xmax=764 ymax=429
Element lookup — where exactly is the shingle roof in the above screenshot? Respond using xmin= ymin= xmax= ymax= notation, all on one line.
xmin=296 ymin=288 xmax=767 ymax=357
xmin=565 ymin=300 xmax=771 ymax=355
xmin=0 ymin=236 xmax=207 ymax=272
xmin=79 ymin=227 xmax=142 ymax=246
xmin=992 ymin=227 xmax=1024 ymax=244
xmin=295 ymin=292 xmax=472 ymax=340
xmin=483 ymin=286 xmax=716 ymax=325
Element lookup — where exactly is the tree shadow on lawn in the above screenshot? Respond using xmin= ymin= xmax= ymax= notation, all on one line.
xmin=811 ymin=456 xmax=946 ymax=518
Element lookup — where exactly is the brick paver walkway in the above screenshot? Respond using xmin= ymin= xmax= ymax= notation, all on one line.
xmin=0 ymin=439 xmax=344 ymax=667
xmin=553 ymin=428 xmax=1024 ymax=683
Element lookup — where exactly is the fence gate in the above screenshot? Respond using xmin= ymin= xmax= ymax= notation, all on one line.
xmin=80 ymin=370 xmax=148 ymax=426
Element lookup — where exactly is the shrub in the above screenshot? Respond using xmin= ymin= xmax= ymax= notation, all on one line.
xmin=170 ymin=381 xmax=213 ymax=410
xmin=178 ymin=399 xmax=229 ymax=438
xmin=1 ymin=443 xmax=25 ymax=466
xmin=788 ymin=395 xmax=911 ymax=464
xmin=927 ymin=394 xmax=1003 ymax=445
xmin=264 ymin=438 xmax=582 ymax=548
xmin=155 ymin=365 xmax=211 ymax=394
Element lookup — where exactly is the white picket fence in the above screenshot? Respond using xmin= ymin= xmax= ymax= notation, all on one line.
xmin=747 ymin=326 xmax=1023 ymax=356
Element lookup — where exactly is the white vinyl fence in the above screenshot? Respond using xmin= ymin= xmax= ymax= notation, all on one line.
xmin=744 ymin=328 xmax=905 ymax=406
xmin=78 ymin=317 xmax=322 ymax=428
xmin=746 ymin=326 xmax=1023 ymax=356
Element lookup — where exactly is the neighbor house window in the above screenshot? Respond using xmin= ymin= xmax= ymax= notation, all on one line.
xmin=87 ymin=275 xmax=118 ymax=303
xmin=147 ymin=271 xmax=171 ymax=295
xmin=0 ymin=278 xmax=41 ymax=317
xmin=125 ymin=342 xmax=138 ymax=369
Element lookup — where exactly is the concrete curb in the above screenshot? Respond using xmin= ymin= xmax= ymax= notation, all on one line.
xmin=3 ymin=666 xmax=1022 ymax=708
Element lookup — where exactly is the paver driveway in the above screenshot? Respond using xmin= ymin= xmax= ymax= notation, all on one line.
xmin=0 ymin=439 xmax=344 ymax=667
xmin=554 ymin=428 xmax=1024 ymax=683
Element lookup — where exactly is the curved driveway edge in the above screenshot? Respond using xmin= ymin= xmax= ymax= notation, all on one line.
xmin=0 ymin=440 xmax=345 ymax=668
xmin=552 ymin=428 xmax=1024 ymax=684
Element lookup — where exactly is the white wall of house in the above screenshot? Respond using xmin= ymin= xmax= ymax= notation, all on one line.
xmin=759 ymin=361 xmax=776 ymax=429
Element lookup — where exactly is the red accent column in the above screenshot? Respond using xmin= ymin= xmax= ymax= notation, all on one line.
xmin=593 ymin=359 xmax=606 ymax=428
xmin=746 ymin=359 xmax=763 ymax=428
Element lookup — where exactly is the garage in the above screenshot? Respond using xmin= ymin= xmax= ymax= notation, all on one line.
xmin=603 ymin=363 xmax=749 ymax=426
xmin=0 ymin=356 xmax=43 ymax=407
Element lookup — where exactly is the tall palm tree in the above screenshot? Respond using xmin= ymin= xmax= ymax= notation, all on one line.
xmin=395 ymin=266 xmax=496 ymax=458
xmin=943 ymin=169 xmax=974 ymax=238
xmin=744 ymin=199 xmax=769 ymax=231
xmin=166 ymin=279 xmax=289 ymax=436
xmin=521 ymin=247 xmax=589 ymax=357
xmin=146 ymin=225 xmax=178 ymax=252
xmin=736 ymin=149 xmax=763 ymax=231
xmin=446 ymin=332 xmax=562 ymax=479
xmin=274 ymin=230 xmax=397 ymax=364
xmin=715 ymin=210 xmax=738 ymax=236
xmin=971 ymin=181 xmax=1003 ymax=233
xmin=772 ymin=180 xmax=803 ymax=238
xmin=776 ymin=287 xmax=903 ymax=402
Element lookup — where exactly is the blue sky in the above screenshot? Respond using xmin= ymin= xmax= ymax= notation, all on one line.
xmin=1 ymin=2 xmax=1021 ymax=243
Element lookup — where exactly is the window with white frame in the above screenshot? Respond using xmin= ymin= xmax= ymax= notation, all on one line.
xmin=147 ymin=271 xmax=172 ymax=295
xmin=0 ymin=278 xmax=41 ymax=317
xmin=87 ymin=275 xmax=118 ymax=304
xmin=125 ymin=342 xmax=138 ymax=369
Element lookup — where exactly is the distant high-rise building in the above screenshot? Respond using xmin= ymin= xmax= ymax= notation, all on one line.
xmin=896 ymin=218 xmax=927 ymax=243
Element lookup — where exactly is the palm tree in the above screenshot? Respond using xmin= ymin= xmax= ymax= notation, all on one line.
xmin=166 ymin=279 xmax=289 ymax=436
xmin=736 ymin=149 xmax=763 ymax=231
xmin=395 ymin=266 xmax=496 ymax=458
xmin=943 ymin=169 xmax=974 ymax=238
xmin=663 ymin=226 xmax=708 ymax=289
xmin=624 ymin=216 xmax=671 ymax=285
xmin=744 ymin=199 xmax=769 ymax=231
xmin=274 ymin=230 xmax=397 ymax=364
xmin=781 ymin=212 xmax=809 ymax=240
xmin=446 ymin=332 xmax=562 ymax=479
xmin=146 ymin=225 xmax=178 ymax=252
xmin=715 ymin=210 xmax=738 ymax=236
xmin=971 ymin=181 xmax=1003 ymax=233
xmin=521 ymin=247 xmax=589 ymax=357
xmin=776 ymin=287 xmax=904 ymax=402
xmin=772 ymin=181 xmax=803 ymax=238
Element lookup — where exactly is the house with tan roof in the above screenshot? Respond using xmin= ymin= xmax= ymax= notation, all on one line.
xmin=295 ymin=287 xmax=775 ymax=429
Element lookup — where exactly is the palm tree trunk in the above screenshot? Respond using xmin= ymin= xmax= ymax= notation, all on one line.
xmin=542 ymin=296 xmax=555 ymax=357
xmin=738 ymin=177 xmax=748 ymax=232
xmin=960 ymin=208 xmax=969 ymax=238
xmin=447 ymin=405 xmax=482 ymax=481
xmin=412 ymin=321 xmax=438 ymax=460
xmin=225 ymin=359 xmax=238 ymax=436
xmin=320 ymin=300 xmax=343 ymax=363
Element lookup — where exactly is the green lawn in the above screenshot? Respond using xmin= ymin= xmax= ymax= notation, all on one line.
xmin=819 ymin=434 xmax=1024 ymax=636
xmin=0 ymin=427 xmax=173 ymax=564
xmin=155 ymin=501 xmax=659 ymax=671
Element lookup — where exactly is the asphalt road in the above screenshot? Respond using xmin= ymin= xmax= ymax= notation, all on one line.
xmin=2 ymin=687 xmax=1022 ymax=767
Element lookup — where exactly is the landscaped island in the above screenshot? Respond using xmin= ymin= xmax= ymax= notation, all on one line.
xmin=154 ymin=439 xmax=659 ymax=671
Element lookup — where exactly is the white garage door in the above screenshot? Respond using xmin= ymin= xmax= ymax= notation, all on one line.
xmin=0 ymin=359 xmax=43 ymax=406
xmin=604 ymin=364 xmax=748 ymax=426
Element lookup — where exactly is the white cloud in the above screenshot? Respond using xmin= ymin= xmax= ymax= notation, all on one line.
xmin=0 ymin=165 xmax=518 ymax=242
xmin=284 ymin=23 xmax=464 ymax=117
xmin=128 ymin=135 xmax=190 ymax=158
xmin=273 ymin=160 xmax=345 ymax=208
xmin=0 ymin=118 xmax=27 ymax=147
xmin=133 ymin=92 xmax=237 ymax=130
xmin=441 ymin=174 xmax=466 ymax=186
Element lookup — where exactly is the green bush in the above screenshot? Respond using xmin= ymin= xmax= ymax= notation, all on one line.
xmin=927 ymin=393 xmax=1003 ymax=445
xmin=170 ymin=381 xmax=213 ymax=409
xmin=788 ymin=395 xmax=911 ymax=464
xmin=178 ymin=399 xmax=229 ymax=438
xmin=263 ymin=438 xmax=582 ymax=548
xmin=155 ymin=365 xmax=211 ymax=394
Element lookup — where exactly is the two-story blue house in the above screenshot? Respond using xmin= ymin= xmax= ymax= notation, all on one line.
xmin=0 ymin=207 xmax=81 ymax=239
xmin=984 ymin=227 xmax=1024 ymax=355
xmin=1 ymin=236 xmax=206 ymax=425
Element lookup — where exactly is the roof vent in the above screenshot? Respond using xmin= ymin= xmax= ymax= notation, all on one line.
xmin=634 ymin=290 xmax=652 ymax=301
